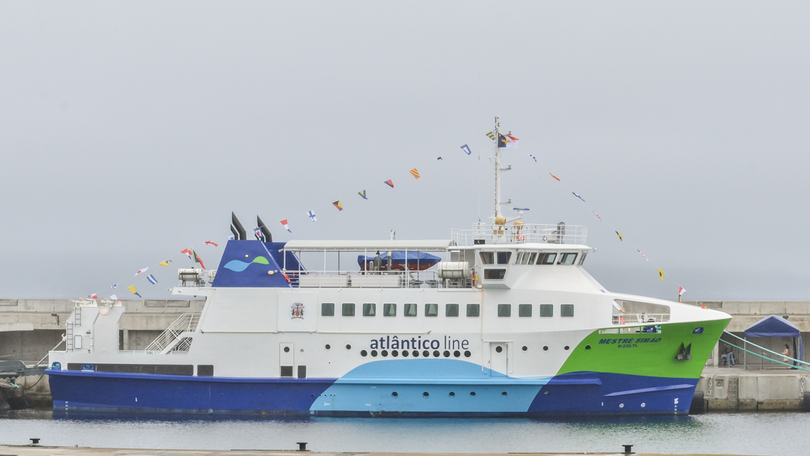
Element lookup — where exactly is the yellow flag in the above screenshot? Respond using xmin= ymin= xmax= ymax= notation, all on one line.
xmin=615 ymin=231 xmax=623 ymax=241
xmin=128 ymin=285 xmax=141 ymax=297
xmin=658 ymin=268 xmax=664 ymax=281
xmin=158 ymin=260 xmax=171 ymax=266
xmin=410 ymin=168 xmax=420 ymax=179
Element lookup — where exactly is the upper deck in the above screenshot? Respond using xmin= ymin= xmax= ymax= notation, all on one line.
xmin=451 ymin=222 xmax=587 ymax=246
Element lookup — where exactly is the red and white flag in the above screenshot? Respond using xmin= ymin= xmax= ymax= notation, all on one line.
xmin=280 ymin=219 xmax=292 ymax=233
xmin=181 ymin=249 xmax=193 ymax=259
xmin=88 ymin=293 xmax=98 ymax=299
xmin=637 ymin=249 xmax=649 ymax=261
xmin=679 ymin=286 xmax=686 ymax=296
xmin=204 ymin=241 xmax=218 ymax=247
xmin=134 ymin=267 xmax=149 ymax=276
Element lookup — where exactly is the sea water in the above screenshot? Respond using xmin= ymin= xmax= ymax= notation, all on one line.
xmin=0 ymin=409 xmax=798 ymax=456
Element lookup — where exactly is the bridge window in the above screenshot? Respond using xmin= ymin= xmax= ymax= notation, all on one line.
xmin=578 ymin=253 xmax=587 ymax=265
xmin=321 ymin=303 xmax=335 ymax=316
xmin=537 ymin=253 xmax=557 ymax=265
xmin=363 ymin=303 xmax=376 ymax=317
xmin=496 ymin=252 xmax=512 ymax=264
xmin=561 ymin=304 xmax=575 ymax=317
xmin=497 ymin=304 xmax=511 ymax=317
xmin=540 ymin=304 xmax=553 ymax=317
xmin=480 ymin=252 xmax=494 ymax=264
xmin=383 ymin=303 xmax=396 ymax=316
xmin=484 ymin=269 xmax=506 ymax=279
xmin=519 ymin=304 xmax=532 ymax=317
xmin=425 ymin=303 xmax=439 ymax=317
xmin=558 ymin=253 xmax=578 ymax=265
xmin=527 ymin=252 xmax=537 ymax=264
xmin=342 ymin=303 xmax=355 ymax=317
xmin=404 ymin=303 xmax=417 ymax=317
xmin=446 ymin=303 xmax=459 ymax=317
xmin=467 ymin=304 xmax=480 ymax=317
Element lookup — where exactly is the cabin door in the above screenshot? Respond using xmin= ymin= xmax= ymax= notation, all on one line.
xmin=490 ymin=342 xmax=509 ymax=376
xmin=280 ymin=343 xmax=294 ymax=377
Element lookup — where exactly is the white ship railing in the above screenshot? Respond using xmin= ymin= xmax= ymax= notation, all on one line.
xmin=451 ymin=223 xmax=587 ymax=246
xmin=145 ymin=313 xmax=201 ymax=354
xmin=611 ymin=313 xmax=671 ymax=325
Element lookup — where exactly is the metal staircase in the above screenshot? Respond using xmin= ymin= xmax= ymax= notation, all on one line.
xmin=144 ymin=313 xmax=201 ymax=354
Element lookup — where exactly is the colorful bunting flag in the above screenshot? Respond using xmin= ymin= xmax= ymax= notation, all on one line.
xmin=158 ymin=260 xmax=171 ymax=266
xmin=307 ymin=210 xmax=317 ymax=222
xmin=110 ymin=283 xmax=118 ymax=289
xmin=228 ymin=235 xmax=235 ymax=241
xmin=436 ymin=156 xmax=443 ymax=160
xmin=193 ymin=250 xmax=206 ymax=269
xmin=528 ymin=154 xmax=537 ymax=162
xmin=254 ymin=227 xmax=264 ymax=240
xmin=280 ymin=219 xmax=292 ymax=233
xmin=110 ymin=294 xmax=119 ymax=301
xmin=592 ymin=211 xmax=602 ymax=221
xmin=679 ymin=286 xmax=686 ymax=296
xmin=128 ymin=285 xmax=141 ymax=298
xmin=498 ymin=134 xmax=518 ymax=148
xmin=637 ymin=249 xmax=649 ymax=261
xmin=410 ymin=168 xmax=420 ymax=179
xmin=134 ymin=267 xmax=149 ymax=277
xmin=384 ymin=179 xmax=394 ymax=188
xmin=550 ymin=173 xmax=561 ymax=181
xmin=357 ymin=191 xmax=367 ymax=200
xmin=700 ymin=303 xmax=707 ymax=309
xmin=205 ymin=241 xmax=218 ymax=247
xmin=333 ymin=200 xmax=344 ymax=211
xmin=485 ymin=131 xmax=495 ymax=140
xmin=615 ymin=231 xmax=623 ymax=241
xmin=572 ymin=192 xmax=586 ymax=202
xmin=461 ymin=144 xmax=472 ymax=155
xmin=658 ymin=268 xmax=664 ymax=281
xmin=146 ymin=274 xmax=158 ymax=285
xmin=181 ymin=249 xmax=193 ymax=260
xmin=88 ymin=293 xmax=98 ymax=299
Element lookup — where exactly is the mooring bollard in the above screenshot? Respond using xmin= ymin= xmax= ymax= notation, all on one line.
xmin=297 ymin=441 xmax=308 ymax=451
xmin=623 ymin=444 xmax=634 ymax=454
xmin=30 ymin=438 xmax=40 ymax=445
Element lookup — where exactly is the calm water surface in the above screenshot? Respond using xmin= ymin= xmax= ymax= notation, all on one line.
xmin=0 ymin=409 xmax=800 ymax=456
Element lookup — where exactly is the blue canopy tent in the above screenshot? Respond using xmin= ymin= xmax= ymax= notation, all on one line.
xmin=357 ymin=251 xmax=441 ymax=271
xmin=743 ymin=315 xmax=803 ymax=369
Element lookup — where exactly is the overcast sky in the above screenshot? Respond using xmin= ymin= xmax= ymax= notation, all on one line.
xmin=1 ymin=1 xmax=809 ymax=301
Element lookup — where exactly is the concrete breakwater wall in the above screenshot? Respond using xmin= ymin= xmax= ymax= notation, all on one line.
xmin=696 ymin=368 xmax=810 ymax=412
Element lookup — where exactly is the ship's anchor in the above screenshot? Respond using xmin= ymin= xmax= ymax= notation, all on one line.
xmin=675 ymin=342 xmax=692 ymax=361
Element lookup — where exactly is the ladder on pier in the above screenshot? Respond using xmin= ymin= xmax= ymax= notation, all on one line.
xmin=727 ymin=374 xmax=739 ymax=411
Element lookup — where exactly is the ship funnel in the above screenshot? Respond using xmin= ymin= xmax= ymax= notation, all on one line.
xmin=231 ymin=212 xmax=247 ymax=240
xmin=257 ymin=216 xmax=273 ymax=242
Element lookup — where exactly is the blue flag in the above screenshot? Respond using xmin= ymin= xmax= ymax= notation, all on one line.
xmin=461 ymin=144 xmax=472 ymax=155
xmin=146 ymin=274 xmax=158 ymax=285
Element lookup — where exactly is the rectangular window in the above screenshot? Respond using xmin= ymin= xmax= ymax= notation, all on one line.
xmin=425 ymin=303 xmax=439 ymax=317
xmin=297 ymin=365 xmax=307 ymax=378
xmin=404 ymin=303 xmax=417 ymax=317
xmin=484 ymin=269 xmax=506 ymax=279
xmin=527 ymin=252 xmax=537 ymax=264
xmin=558 ymin=253 xmax=578 ymax=265
xmin=496 ymin=251 xmax=512 ymax=264
xmin=321 ymin=303 xmax=335 ymax=316
xmin=497 ymin=304 xmax=511 ymax=317
xmin=480 ymin=252 xmax=495 ymax=264
xmin=197 ymin=365 xmax=214 ymax=376
xmin=445 ymin=303 xmax=459 ymax=317
xmin=578 ymin=253 xmax=587 ymax=265
xmin=561 ymin=304 xmax=575 ymax=317
xmin=383 ymin=303 xmax=396 ymax=316
xmin=467 ymin=303 xmax=480 ymax=317
xmin=540 ymin=304 xmax=554 ymax=317
xmin=362 ymin=303 xmax=376 ymax=316
xmin=342 ymin=303 xmax=355 ymax=316
xmin=519 ymin=304 xmax=532 ymax=317
xmin=537 ymin=253 xmax=557 ymax=265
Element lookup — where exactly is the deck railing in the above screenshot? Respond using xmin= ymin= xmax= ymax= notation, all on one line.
xmin=451 ymin=223 xmax=587 ymax=246
xmin=145 ymin=313 xmax=201 ymax=354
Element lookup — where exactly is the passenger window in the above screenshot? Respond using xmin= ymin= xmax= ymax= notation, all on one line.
xmin=561 ymin=304 xmax=574 ymax=317
xmin=540 ymin=304 xmax=553 ymax=317
xmin=480 ymin=252 xmax=494 ymax=264
xmin=497 ymin=304 xmax=511 ymax=317
xmin=342 ymin=303 xmax=355 ymax=317
xmin=425 ymin=303 xmax=439 ymax=317
xmin=383 ymin=303 xmax=396 ymax=316
xmin=537 ymin=253 xmax=557 ymax=265
xmin=527 ymin=253 xmax=537 ymax=264
xmin=484 ymin=269 xmax=506 ymax=279
xmin=446 ymin=303 xmax=459 ymax=317
xmin=466 ymin=304 xmax=480 ymax=317
xmin=404 ymin=303 xmax=417 ymax=317
xmin=558 ymin=253 xmax=577 ymax=265
xmin=363 ymin=303 xmax=376 ymax=317
xmin=519 ymin=304 xmax=532 ymax=317
xmin=496 ymin=252 xmax=512 ymax=264
xmin=321 ymin=303 xmax=335 ymax=316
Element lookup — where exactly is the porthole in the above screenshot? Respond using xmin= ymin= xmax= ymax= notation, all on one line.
xmin=464 ymin=350 xmax=471 ymax=357
xmin=402 ymin=350 xmax=409 ymax=357
xmin=453 ymin=350 xmax=460 ymax=358
xmin=360 ymin=350 xmax=368 ymax=357
xmin=433 ymin=350 xmax=440 ymax=357
xmin=371 ymin=350 xmax=378 ymax=357
xmin=585 ymin=345 xmax=591 ymax=350
xmin=346 ymin=344 xmax=352 ymax=350
xmin=392 ymin=350 xmax=399 ymax=357
xmin=443 ymin=350 xmax=450 ymax=358
xmin=449 ymin=392 xmax=456 ymax=397
xmin=495 ymin=346 xmax=503 ymax=353
xmin=522 ymin=346 xmax=528 ymax=351
xmin=325 ymin=344 xmax=331 ymax=350
xmin=564 ymin=345 xmax=570 ymax=351
xmin=412 ymin=350 xmax=419 ymax=357
xmin=423 ymin=392 xmax=429 ymax=398
xmin=392 ymin=392 xmax=398 ymax=398
xmin=283 ymin=346 xmax=290 ymax=353
xmin=381 ymin=350 xmax=388 ymax=357
xmin=470 ymin=392 xmax=476 ymax=397
xmin=543 ymin=346 xmax=549 ymax=351
xmin=502 ymin=391 xmax=508 ymax=396
xmin=423 ymin=350 xmax=430 ymax=357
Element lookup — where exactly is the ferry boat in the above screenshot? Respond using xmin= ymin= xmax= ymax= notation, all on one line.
xmin=47 ymin=120 xmax=731 ymax=416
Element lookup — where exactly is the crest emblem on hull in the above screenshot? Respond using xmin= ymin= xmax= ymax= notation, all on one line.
xmin=291 ymin=302 xmax=305 ymax=319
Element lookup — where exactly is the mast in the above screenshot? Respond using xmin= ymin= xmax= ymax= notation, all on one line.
xmin=494 ymin=117 xmax=502 ymax=219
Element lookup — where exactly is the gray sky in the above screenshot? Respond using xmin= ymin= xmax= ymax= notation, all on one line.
xmin=1 ymin=1 xmax=809 ymax=301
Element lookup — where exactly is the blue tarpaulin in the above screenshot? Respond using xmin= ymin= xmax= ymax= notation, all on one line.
xmin=744 ymin=315 xmax=800 ymax=338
